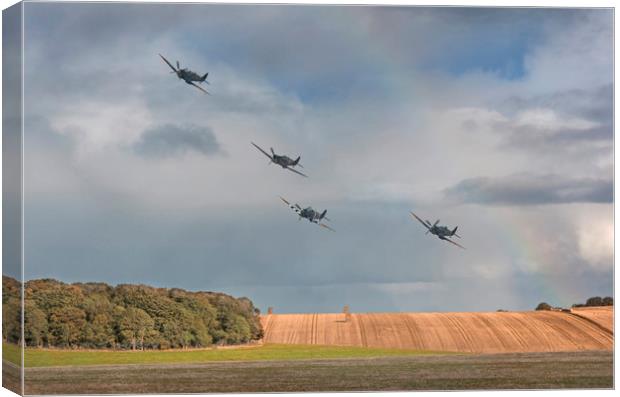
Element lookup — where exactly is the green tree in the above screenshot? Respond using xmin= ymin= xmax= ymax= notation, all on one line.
xmin=223 ymin=314 xmax=252 ymax=344
xmin=119 ymin=307 xmax=154 ymax=350
xmin=24 ymin=300 xmax=48 ymax=347
xmin=2 ymin=297 xmax=21 ymax=343
xmin=535 ymin=302 xmax=551 ymax=311
xmin=83 ymin=313 xmax=116 ymax=348
xmin=585 ymin=297 xmax=603 ymax=307
xmin=3 ymin=276 xmax=22 ymax=344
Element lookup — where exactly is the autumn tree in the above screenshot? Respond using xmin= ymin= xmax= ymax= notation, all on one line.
xmin=5 ymin=275 xmax=263 ymax=350
xmin=48 ymin=306 xmax=86 ymax=347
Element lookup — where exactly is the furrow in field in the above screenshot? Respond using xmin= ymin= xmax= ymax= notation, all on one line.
xmin=261 ymin=308 xmax=613 ymax=353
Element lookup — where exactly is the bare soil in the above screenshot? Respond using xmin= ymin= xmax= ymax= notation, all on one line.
xmin=262 ymin=309 xmax=613 ymax=353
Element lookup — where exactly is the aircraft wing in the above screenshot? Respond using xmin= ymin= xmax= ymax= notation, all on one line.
xmin=189 ymin=81 xmax=210 ymax=95
xmin=319 ymin=223 xmax=336 ymax=232
xmin=442 ymin=237 xmax=466 ymax=250
xmin=280 ymin=196 xmax=302 ymax=215
xmin=286 ymin=167 xmax=308 ymax=178
xmin=251 ymin=142 xmax=273 ymax=160
xmin=410 ymin=212 xmax=431 ymax=230
xmin=159 ymin=54 xmax=178 ymax=72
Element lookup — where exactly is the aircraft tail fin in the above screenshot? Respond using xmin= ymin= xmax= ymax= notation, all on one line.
xmin=201 ymin=72 xmax=208 ymax=81
xmin=270 ymin=147 xmax=275 ymax=156
xmin=452 ymin=226 xmax=458 ymax=235
xmin=294 ymin=156 xmax=301 ymax=166
xmin=320 ymin=209 xmax=327 ymax=220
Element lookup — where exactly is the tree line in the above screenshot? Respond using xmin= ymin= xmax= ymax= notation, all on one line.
xmin=571 ymin=296 xmax=613 ymax=308
xmin=535 ymin=296 xmax=613 ymax=311
xmin=3 ymin=276 xmax=263 ymax=350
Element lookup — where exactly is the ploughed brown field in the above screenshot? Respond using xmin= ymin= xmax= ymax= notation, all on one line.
xmin=261 ymin=307 xmax=613 ymax=354
xmin=570 ymin=306 xmax=614 ymax=333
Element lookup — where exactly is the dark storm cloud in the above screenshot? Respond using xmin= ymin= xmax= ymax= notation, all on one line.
xmin=23 ymin=199 xmax=444 ymax=312
xmin=23 ymin=196 xmax=613 ymax=313
xmin=132 ymin=124 xmax=222 ymax=159
xmin=444 ymin=173 xmax=613 ymax=205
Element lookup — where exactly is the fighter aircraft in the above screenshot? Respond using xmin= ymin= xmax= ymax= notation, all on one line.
xmin=159 ymin=54 xmax=210 ymax=94
xmin=280 ymin=197 xmax=334 ymax=231
xmin=410 ymin=212 xmax=465 ymax=249
xmin=251 ymin=142 xmax=307 ymax=177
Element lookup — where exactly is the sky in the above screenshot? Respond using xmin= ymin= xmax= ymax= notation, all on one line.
xmin=12 ymin=3 xmax=613 ymax=313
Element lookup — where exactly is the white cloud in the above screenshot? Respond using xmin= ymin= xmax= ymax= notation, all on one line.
xmin=50 ymin=100 xmax=153 ymax=154
xmin=513 ymin=108 xmax=599 ymax=132
xmin=575 ymin=207 xmax=614 ymax=272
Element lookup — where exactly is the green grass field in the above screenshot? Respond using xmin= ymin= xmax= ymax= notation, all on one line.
xmin=3 ymin=343 xmax=21 ymax=366
xmin=3 ymin=343 xmax=451 ymax=367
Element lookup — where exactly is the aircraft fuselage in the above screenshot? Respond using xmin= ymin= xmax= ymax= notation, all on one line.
xmin=273 ymin=154 xmax=297 ymax=167
xmin=300 ymin=207 xmax=317 ymax=221
xmin=430 ymin=226 xmax=453 ymax=237
xmin=178 ymin=69 xmax=205 ymax=83
xmin=299 ymin=207 xmax=326 ymax=223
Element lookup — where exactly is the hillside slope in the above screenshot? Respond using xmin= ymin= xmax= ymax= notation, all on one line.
xmin=261 ymin=309 xmax=613 ymax=353
xmin=569 ymin=306 xmax=613 ymax=333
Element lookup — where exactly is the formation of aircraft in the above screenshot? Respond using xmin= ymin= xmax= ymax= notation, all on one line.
xmin=159 ymin=54 xmax=467 ymax=247
xmin=159 ymin=54 xmax=210 ymax=94
xmin=251 ymin=142 xmax=307 ymax=177
xmin=279 ymin=197 xmax=335 ymax=232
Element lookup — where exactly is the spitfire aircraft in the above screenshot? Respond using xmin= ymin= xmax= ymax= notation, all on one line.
xmin=280 ymin=197 xmax=334 ymax=231
xmin=251 ymin=142 xmax=307 ymax=177
xmin=159 ymin=54 xmax=210 ymax=94
xmin=410 ymin=212 xmax=465 ymax=249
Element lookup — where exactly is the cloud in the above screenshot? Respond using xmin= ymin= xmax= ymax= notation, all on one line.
xmin=577 ymin=219 xmax=613 ymax=271
xmin=444 ymin=173 xmax=613 ymax=205
xmin=20 ymin=4 xmax=613 ymax=312
xmin=523 ymin=10 xmax=612 ymax=93
xmin=453 ymin=84 xmax=612 ymax=147
xmin=132 ymin=124 xmax=222 ymax=159
xmin=498 ymin=85 xmax=613 ymax=150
